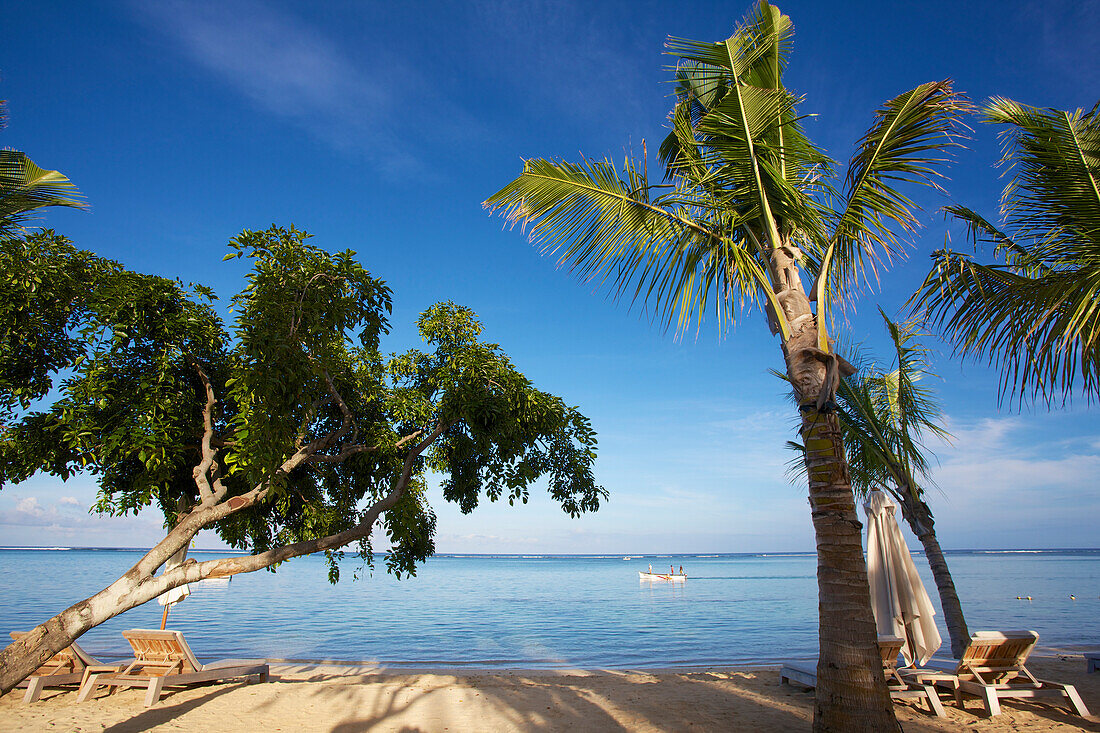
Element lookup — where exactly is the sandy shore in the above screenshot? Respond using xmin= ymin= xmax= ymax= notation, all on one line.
xmin=1 ymin=655 xmax=1097 ymax=732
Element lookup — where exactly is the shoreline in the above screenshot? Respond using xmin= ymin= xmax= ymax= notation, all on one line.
xmin=64 ymin=645 xmax=1100 ymax=675
xmin=2 ymin=654 xmax=1096 ymax=732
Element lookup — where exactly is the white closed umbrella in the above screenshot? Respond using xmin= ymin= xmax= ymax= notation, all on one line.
xmin=865 ymin=488 xmax=941 ymax=666
xmin=157 ymin=546 xmax=191 ymax=629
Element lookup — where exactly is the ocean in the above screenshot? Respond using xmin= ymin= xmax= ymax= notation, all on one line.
xmin=0 ymin=549 xmax=1095 ymax=668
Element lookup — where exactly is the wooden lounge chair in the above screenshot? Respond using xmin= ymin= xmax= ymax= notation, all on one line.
xmin=76 ymin=629 xmax=268 ymax=707
xmin=779 ymin=635 xmax=946 ymax=717
xmin=9 ymin=632 xmax=119 ymax=703
xmin=903 ymin=630 xmax=1090 ymax=717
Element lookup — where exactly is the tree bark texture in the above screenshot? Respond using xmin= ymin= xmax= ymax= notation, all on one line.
xmin=0 ymin=470 xmax=415 ymax=696
xmin=801 ymin=409 xmax=899 ymax=732
xmin=770 ymin=246 xmax=899 ymax=732
xmin=915 ymin=525 xmax=970 ymax=659
xmin=892 ymin=489 xmax=970 ymax=659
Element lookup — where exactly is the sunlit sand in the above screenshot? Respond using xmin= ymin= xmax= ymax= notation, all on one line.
xmin=2 ymin=655 xmax=1096 ymax=732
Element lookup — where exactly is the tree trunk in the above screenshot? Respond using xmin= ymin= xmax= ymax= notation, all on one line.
xmin=917 ymin=527 xmax=969 ymax=659
xmin=0 ymin=531 xmax=201 ymax=695
xmin=911 ymin=520 xmax=969 ymax=658
xmin=800 ymin=408 xmax=899 ymax=732
xmin=891 ymin=489 xmax=970 ymax=659
xmin=0 ymin=464 xmax=421 ymax=696
xmin=770 ymin=245 xmax=899 ymax=732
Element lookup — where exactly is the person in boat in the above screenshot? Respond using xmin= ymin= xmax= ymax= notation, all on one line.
xmin=670 ymin=565 xmax=675 ymax=575
xmin=678 ymin=565 xmax=685 ymax=577
xmin=648 ymin=563 xmax=652 ymax=574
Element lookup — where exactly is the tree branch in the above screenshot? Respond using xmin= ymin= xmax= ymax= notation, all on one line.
xmin=305 ymin=428 xmax=426 ymax=464
xmin=307 ymin=444 xmax=378 ymax=463
xmin=189 ymin=358 xmax=220 ymax=506
xmin=287 ymin=272 xmax=337 ymax=342
xmin=149 ymin=421 xmax=452 ymax=588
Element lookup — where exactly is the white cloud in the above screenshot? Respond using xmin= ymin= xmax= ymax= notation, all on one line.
xmin=14 ymin=496 xmax=43 ymax=516
xmin=918 ymin=413 xmax=1100 ymax=548
xmin=58 ymin=496 xmax=82 ymax=508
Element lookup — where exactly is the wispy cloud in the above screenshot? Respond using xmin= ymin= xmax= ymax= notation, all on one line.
xmin=128 ymin=0 xmax=479 ymax=176
xmin=1 ymin=494 xmax=148 ymax=536
xmin=920 ymin=414 xmax=1100 ymax=548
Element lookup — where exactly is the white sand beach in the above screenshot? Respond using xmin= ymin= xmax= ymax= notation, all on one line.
xmin=1 ymin=655 xmax=1096 ymax=732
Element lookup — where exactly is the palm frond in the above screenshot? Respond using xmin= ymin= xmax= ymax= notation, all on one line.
xmin=483 ymin=157 xmax=770 ymax=334
xmin=489 ymin=3 xmax=967 ymax=357
xmin=943 ymin=205 xmax=1049 ymax=276
xmin=915 ymin=246 xmax=1100 ymax=402
xmin=0 ymin=150 xmax=86 ymax=238
xmin=829 ymin=314 xmax=948 ymax=500
xmin=879 ymin=309 xmax=948 ymax=441
xmin=985 ymin=98 xmax=1100 ymax=259
xmin=810 ymin=81 xmax=972 ymax=344
xmin=916 ymin=97 xmax=1100 ymax=404
xmin=663 ymin=6 xmax=833 ymax=250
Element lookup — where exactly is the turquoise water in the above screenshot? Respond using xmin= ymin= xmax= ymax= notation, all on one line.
xmin=0 ymin=549 xmax=1095 ymax=668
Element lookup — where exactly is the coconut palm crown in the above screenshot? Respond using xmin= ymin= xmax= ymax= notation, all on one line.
xmin=915 ymin=99 xmax=1100 ymax=404
xmin=486 ymin=3 xmax=968 ymax=730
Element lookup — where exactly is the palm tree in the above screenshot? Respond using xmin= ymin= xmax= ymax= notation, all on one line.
xmin=0 ymin=99 xmax=85 ymax=239
xmin=485 ymin=3 xmax=968 ymax=729
xmin=915 ymin=98 xmax=1100 ymax=403
xmin=832 ymin=312 xmax=970 ymax=658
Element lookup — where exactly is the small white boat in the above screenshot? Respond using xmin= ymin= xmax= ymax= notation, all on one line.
xmin=638 ymin=571 xmax=686 ymax=582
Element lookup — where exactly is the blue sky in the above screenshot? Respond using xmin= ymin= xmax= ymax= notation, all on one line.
xmin=2 ymin=0 xmax=1098 ymax=554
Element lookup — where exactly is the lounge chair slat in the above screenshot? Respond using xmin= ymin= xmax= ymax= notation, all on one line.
xmin=9 ymin=631 xmax=110 ymax=703
xmin=76 ymin=629 xmax=268 ymax=707
xmin=907 ymin=630 xmax=1090 ymax=717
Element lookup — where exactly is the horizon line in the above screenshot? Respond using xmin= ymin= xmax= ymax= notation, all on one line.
xmin=2 ymin=546 xmax=1098 ymax=555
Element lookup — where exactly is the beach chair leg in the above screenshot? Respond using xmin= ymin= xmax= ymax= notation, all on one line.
xmin=76 ymin=674 xmax=101 ymax=703
xmin=1063 ymin=685 xmax=1090 ymax=717
xmin=935 ymin=679 xmax=964 ymax=708
xmin=920 ymin=684 xmax=946 ymax=718
xmin=144 ymin=676 xmax=166 ymax=707
xmin=978 ymin=686 xmax=1000 ymax=716
xmin=22 ymin=677 xmax=44 ymax=703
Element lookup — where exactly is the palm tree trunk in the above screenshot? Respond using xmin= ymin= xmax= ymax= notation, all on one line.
xmin=890 ymin=489 xmax=970 ymax=659
xmin=916 ymin=527 xmax=969 ymax=659
xmin=905 ymin=511 xmax=969 ymax=658
xmin=800 ymin=407 xmax=899 ymax=731
xmin=771 ymin=246 xmax=899 ymax=732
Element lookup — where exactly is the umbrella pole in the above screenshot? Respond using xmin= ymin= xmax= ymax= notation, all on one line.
xmin=160 ymin=605 xmax=170 ymax=630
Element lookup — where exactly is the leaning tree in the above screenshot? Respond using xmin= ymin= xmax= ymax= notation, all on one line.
xmin=830 ymin=313 xmax=970 ymax=658
xmin=0 ymin=225 xmax=604 ymax=693
xmin=485 ymin=2 xmax=968 ymax=729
